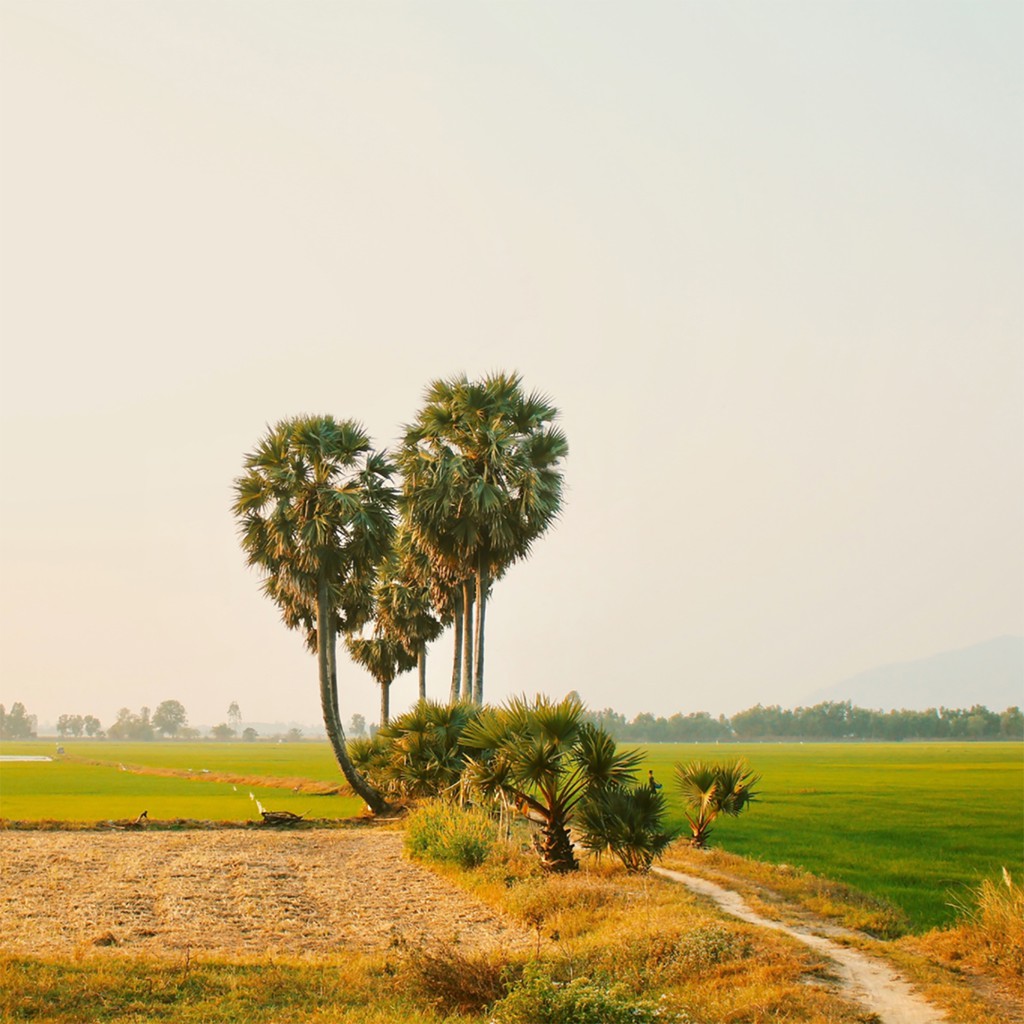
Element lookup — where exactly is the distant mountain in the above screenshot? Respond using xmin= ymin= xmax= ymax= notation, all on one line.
xmin=806 ymin=636 xmax=1024 ymax=712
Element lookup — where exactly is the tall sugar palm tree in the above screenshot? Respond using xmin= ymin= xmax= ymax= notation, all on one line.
xmin=400 ymin=372 xmax=568 ymax=703
xmin=233 ymin=415 xmax=396 ymax=813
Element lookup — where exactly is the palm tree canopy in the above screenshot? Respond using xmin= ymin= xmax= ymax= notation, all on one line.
xmin=461 ymin=694 xmax=641 ymax=820
xmin=345 ymin=635 xmax=418 ymax=687
xmin=233 ymin=415 xmax=398 ymax=638
xmin=674 ymin=758 xmax=761 ymax=818
xmin=399 ymin=372 xmax=568 ymax=575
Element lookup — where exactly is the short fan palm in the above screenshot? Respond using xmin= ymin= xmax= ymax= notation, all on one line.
xmin=462 ymin=694 xmax=641 ymax=872
xmin=674 ymin=758 xmax=760 ymax=848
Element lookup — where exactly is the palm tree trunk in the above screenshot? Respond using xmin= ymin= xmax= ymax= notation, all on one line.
xmin=450 ymin=588 xmax=463 ymax=703
xmin=317 ymin=575 xmax=389 ymax=814
xmin=473 ymin=555 xmax=488 ymax=705
xmin=461 ymin=580 xmax=474 ymax=701
xmin=540 ymin=815 xmax=578 ymax=873
xmin=418 ymin=648 xmax=426 ymax=701
xmin=380 ymin=681 xmax=390 ymax=728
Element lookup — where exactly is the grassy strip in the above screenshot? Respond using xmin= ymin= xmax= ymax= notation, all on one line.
xmin=0 ymin=955 xmax=453 ymax=1024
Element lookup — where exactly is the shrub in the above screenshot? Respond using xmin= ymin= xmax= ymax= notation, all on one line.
xmin=404 ymin=800 xmax=497 ymax=868
xmin=576 ymin=784 xmax=677 ymax=872
xmin=400 ymin=938 xmax=513 ymax=1014
xmin=489 ymin=961 xmax=672 ymax=1024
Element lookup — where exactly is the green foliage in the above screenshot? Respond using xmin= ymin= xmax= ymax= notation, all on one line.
xmin=490 ymin=962 xmax=668 ymax=1024
xmin=0 ymin=703 xmax=37 ymax=740
xmin=348 ymin=700 xmax=481 ymax=800
xmin=577 ymin=784 xmax=677 ymax=872
xmin=462 ymin=694 xmax=642 ymax=872
xmin=151 ymin=700 xmax=188 ymax=738
xmin=673 ymin=758 xmax=759 ymax=848
xmin=404 ymin=799 xmax=497 ymax=868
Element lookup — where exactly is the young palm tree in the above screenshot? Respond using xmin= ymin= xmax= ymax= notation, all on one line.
xmin=462 ymin=694 xmax=641 ymax=872
xmin=674 ymin=758 xmax=760 ymax=848
xmin=356 ymin=699 xmax=482 ymax=800
xmin=576 ymin=785 xmax=677 ymax=873
xmin=233 ymin=415 xmax=397 ymax=813
xmin=400 ymin=373 xmax=568 ymax=703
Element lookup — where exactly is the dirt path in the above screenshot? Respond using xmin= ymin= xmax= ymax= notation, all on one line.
xmin=653 ymin=866 xmax=946 ymax=1024
xmin=0 ymin=828 xmax=530 ymax=958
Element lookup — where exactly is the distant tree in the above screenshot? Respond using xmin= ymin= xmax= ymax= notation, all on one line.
xmin=1 ymin=702 xmax=36 ymax=739
xmin=67 ymin=714 xmax=85 ymax=738
xmin=242 ymin=726 xmax=259 ymax=742
xmin=179 ymin=726 xmax=200 ymax=740
xmin=83 ymin=715 xmax=102 ymax=738
xmin=153 ymin=700 xmax=188 ymax=738
xmin=107 ymin=707 xmax=154 ymax=741
xmin=210 ymin=723 xmax=236 ymax=741
xmin=56 ymin=714 xmax=72 ymax=738
xmin=227 ymin=701 xmax=242 ymax=732
xmin=1000 ymin=706 xmax=1024 ymax=740
xmin=349 ymin=713 xmax=367 ymax=738
xmin=285 ymin=726 xmax=303 ymax=742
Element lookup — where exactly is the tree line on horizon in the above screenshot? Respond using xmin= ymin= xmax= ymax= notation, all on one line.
xmin=586 ymin=699 xmax=1024 ymax=742
xmin=4 ymin=697 xmax=1019 ymax=743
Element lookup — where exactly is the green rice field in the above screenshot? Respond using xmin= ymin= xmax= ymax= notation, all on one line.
xmin=641 ymin=742 xmax=1024 ymax=930
xmin=1 ymin=738 xmax=1021 ymax=931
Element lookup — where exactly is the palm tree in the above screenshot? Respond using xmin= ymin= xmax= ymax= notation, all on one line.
xmin=345 ymin=634 xmax=418 ymax=727
xmin=462 ymin=694 xmax=641 ymax=872
xmin=233 ymin=415 xmax=396 ymax=813
xmin=351 ymin=699 xmax=482 ymax=801
xmin=400 ymin=372 xmax=568 ymax=703
xmin=674 ymin=758 xmax=760 ymax=848
xmin=373 ymin=531 xmax=445 ymax=700
xmin=576 ymin=784 xmax=677 ymax=873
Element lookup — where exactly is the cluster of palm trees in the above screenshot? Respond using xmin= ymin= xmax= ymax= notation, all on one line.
xmin=232 ymin=372 xmax=568 ymax=813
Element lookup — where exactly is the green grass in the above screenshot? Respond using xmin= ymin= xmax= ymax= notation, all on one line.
xmin=0 ymin=740 xmax=365 ymax=822
xmin=3 ymin=738 xmax=1021 ymax=932
xmin=641 ymin=742 xmax=1024 ymax=931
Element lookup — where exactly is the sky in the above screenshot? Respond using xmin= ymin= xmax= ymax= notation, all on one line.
xmin=1 ymin=1 xmax=1021 ymax=732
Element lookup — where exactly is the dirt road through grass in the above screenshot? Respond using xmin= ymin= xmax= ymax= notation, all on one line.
xmin=654 ymin=866 xmax=946 ymax=1024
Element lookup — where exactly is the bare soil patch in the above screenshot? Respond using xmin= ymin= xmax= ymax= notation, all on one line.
xmin=0 ymin=828 xmax=530 ymax=959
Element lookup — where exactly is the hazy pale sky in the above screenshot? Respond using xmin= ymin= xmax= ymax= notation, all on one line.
xmin=1 ymin=1 xmax=1021 ymax=730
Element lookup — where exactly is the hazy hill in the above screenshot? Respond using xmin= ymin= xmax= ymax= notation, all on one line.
xmin=806 ymin=635 xmax=1024 ymax=711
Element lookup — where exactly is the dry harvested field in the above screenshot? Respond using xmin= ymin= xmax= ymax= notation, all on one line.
xmin=0 ymin=827 xmax=531 ymax=958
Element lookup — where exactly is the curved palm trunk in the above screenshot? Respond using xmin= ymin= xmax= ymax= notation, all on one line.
xmin=449 ymin=588 xmax=463 ymax=703
xmin=472 ymin=554 xmax=488 ymax=705
xmin=461 ymin=580 xmax=474 ymax=701
xmin=317 ymin=576 xmax=389 ymax=814
xmin=418 ymin=648 xmax=427 ymax=701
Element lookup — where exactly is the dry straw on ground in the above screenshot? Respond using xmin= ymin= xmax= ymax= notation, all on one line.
xmin=0 ymin=828 xmax=531 ymax=958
